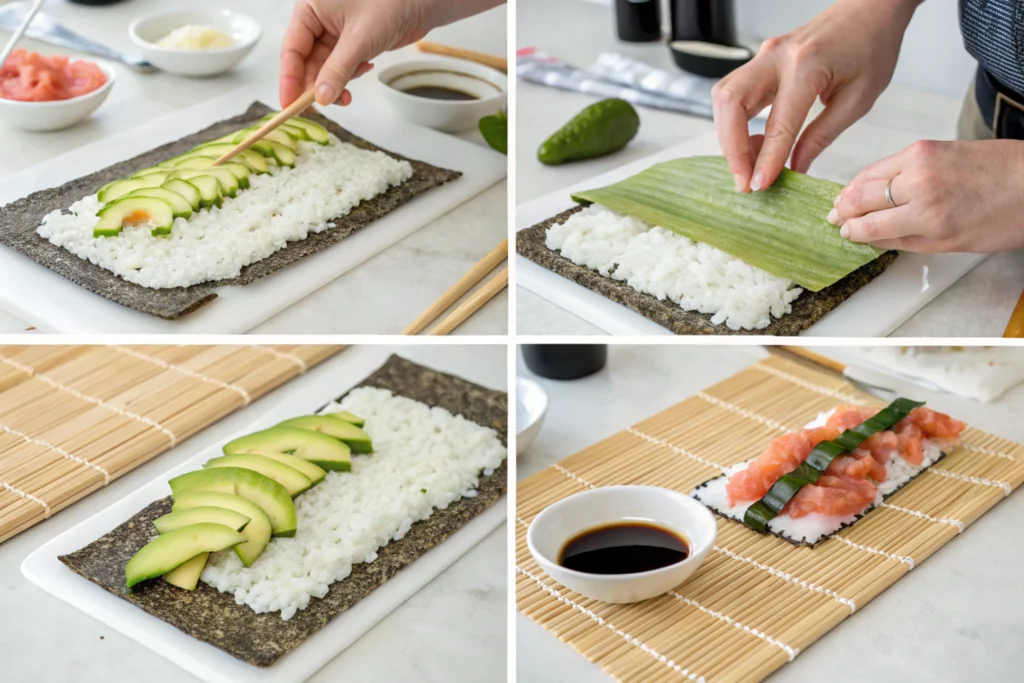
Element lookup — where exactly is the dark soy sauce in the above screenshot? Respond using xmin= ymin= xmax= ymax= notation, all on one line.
xmin=559 ymin=522 xmax=689 ymax=575
xmin=403 ymin=85 xmax=478 ymax=101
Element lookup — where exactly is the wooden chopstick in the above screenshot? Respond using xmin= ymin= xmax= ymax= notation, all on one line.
xmin=1003 ymin=288 xmax=1024 ymax=337
xmin=213 ymin=88 xmax=316 ymax=166
xmin=426 ymin=267 xmax=508 ymax=336
xmin=403 ymin=239 xmax=508 ymax=335
xmin=416 ymin=40 xmax=507 ymax=73
xmin=768 ymin=346 xmax=847 ymax=374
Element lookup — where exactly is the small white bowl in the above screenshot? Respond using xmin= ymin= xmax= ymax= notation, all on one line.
xmin=0 ymin=61 xmax=115 ymax=132
xmin=516 ymin=377 xmax=548 ymax=457
xmin=129 ymin=10 xmax=261 ymax=77
xmin=527 ymin=486 xmax=717 ymax=604
xmin=377 ymin=58 xmax=506 ymax=133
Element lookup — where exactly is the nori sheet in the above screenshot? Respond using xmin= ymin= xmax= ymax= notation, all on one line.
xmin=0 ymin=103 xmax=462 ymax=320
xmin=692 ymin=451 xmax=947 ymax=548
xmin=58 ymin=355 xmax=507 ymax=666
xmin=516 ymin=206 xmax=899 ymax=336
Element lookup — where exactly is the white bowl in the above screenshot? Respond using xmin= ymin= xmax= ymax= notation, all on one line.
xmin=527 ymin=486 xmax=717 ymax=604
xmin=0 ymin=61 xmax=115 ymax=132
xmin=129 ymin=10 xmax=261 ymax=77
xmin=377 ymin=58 xmax=506 ymax=133
xmin=516 ymin=377 xmax=548 ymax=457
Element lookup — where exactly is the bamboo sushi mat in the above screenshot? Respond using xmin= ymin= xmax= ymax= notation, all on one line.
xmin=0 ymin=344 xmax=342 ymax=543
xmin=516 ymin=354 xmax=1024 ymax=683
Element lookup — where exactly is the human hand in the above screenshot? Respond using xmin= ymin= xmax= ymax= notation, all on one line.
xmin=711 ymin=0 xmax=920 ymax=193
xmin=281 ymin=0 xmax=504 ymax=108
xmin=829 ymin=139 xmax=1024 ymax=253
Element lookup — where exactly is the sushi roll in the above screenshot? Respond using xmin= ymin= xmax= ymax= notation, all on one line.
xmin=693 ymin=400 xmax=966 ymax=545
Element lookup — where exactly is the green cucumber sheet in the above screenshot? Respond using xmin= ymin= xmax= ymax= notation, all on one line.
xmin=570 ymin=156 xmax=884 ymax=292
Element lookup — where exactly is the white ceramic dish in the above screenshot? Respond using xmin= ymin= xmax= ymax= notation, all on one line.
xmin=527 ymin=485 xmax=717 ymax=604
xmin=377 ymin=58 xmax=506 ymax=133
xmin=0 ymin=61 xmax=115 ymax=131
xmin=516 ymin=376 xmax=548 ymax=456
xmin=129 ymin=10 xmax=261 ymax=77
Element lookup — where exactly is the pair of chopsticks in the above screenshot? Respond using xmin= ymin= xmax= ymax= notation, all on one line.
xmin=0 ymin=0 xmax=45 ymax=67
xmin=404 ymin=240 xmax=508 ymax=335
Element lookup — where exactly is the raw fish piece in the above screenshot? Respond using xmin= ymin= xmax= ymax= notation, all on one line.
xmin=782 ymin=475 xmax=877 ymax=518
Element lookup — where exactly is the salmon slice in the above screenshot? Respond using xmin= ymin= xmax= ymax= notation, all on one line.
xmin=826 ymin=452 xmax=887 ymax=482
xmin=783 ymin=476 xmax=877 ymax=518
xmin=1 ymin=49 xmax=107 ymax=102
xmin=726 ymin=432 xmax=813 ymax=506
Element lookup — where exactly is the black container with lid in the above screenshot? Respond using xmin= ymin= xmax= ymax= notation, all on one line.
xmin=670 ymin=0 xmax=737 ymax=45
xmin=615 ymin=0 xmax=662 ymax=43
xmin=521 ymin=345 xmax=608 ymax=381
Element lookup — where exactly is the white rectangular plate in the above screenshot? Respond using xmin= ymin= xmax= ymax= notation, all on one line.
xmin=21 ymin=356 xmax=506 ymax=683
xmin=0 ymin=83 xmax=506 ymax=334
xmin=516 ymin=132 xmax=985 ymax=337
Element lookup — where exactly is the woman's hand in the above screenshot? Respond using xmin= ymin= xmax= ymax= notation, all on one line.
xmin=830 ymin=139 xmax=1024 ymax=253
xmin=280 ymin=0 xmax=503 ymax=108
xmin=712 ymin=0 xmax=920 ymax=193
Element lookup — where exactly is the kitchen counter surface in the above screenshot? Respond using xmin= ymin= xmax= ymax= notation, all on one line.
xmin=0 ymin=0 xmax=507 ymax=335
xmin=515 ymin=0 xmax=1021 ymax=338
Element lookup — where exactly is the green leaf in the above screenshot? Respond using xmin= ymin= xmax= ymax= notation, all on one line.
xmin=570 ymin=156 xmax=885 ymax=292
xmin=479 ymin=110 xmax=507 ymax=155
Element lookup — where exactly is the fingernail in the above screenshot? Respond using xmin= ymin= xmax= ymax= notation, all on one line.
xmin=733 ymin=174 xmax=744 ymax=192
xmin=750 ymin=173 xmax=763 ymax=192
xmin=840 ymin=224 xmax=850 ymax=239
xmin=827 ymin=208 xmax=839 ymax=225
xmin=833 ymin=194 xmax=841 ymax=206
xmin=316 ymin=83 xmax=337 ymax=105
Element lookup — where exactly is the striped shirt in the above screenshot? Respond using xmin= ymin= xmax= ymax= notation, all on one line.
xmin=960 ymin=0 xmax=1024 ymax=94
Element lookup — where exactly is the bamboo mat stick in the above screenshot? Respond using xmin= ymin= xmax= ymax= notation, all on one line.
xmin=416 ymin=40 xmax=508 ymax=72
xmin=768 ymin=346 xmax=847 ymax=374
xmin=213 ymin=89 xmax=316 ymax=166
xmin=404 ymin=240 xmax=507 ymax=335
xmin=426 ymin=267 xmax=508 ymax=336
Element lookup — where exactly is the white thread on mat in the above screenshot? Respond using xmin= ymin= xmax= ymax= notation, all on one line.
xmin=831 ymin=536 xmax=915 ymax=569
xmin=251 ymin=345 xmax=308 ymax=373
xmin=626 ymin=428 xmax=728 ymax=473
xmin=929 ymin=468 xmax=1012 ymax=496
xmin=711 ymin=544 xmax=857 ymax=613
xmin=0 ymin=424 xmax=110 ymax=485
xmin=878 ymin=502 xmax=964 ymax=533
xmin=0 ymin=481 xmax=50 ymax=517
xmin=115 ymin=346 xmax=251 ymax=405
xmin=753 ymin=364 xmax=869 ymax=406
xmin=515 ymin=517 xmax=530 ymax=528
xmin=1 ymin=356 xmax=178 ymax=447
xmin=960 ymin=443 xmax=1018 ymax=462
xmin=552 ymin=463 xmax=596 ymax=490
xmin=517 ymin=565 xmax=706 ymax=683
xmin=696 ymin=393 xmax=796 ymax=433
xmin=668 ymin=591 xmax=799 ymax=661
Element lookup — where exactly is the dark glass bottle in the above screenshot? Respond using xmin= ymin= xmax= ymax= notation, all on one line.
xmin=615 ymin=0 xmax=662 ymax=43
xmin=521 ymin=345 xmax=608 ymax=380
xmin=670 ymin=0 xmax=737 ymax=45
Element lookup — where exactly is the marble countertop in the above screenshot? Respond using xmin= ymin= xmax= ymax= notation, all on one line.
xmin=515 ymin=344 xmax=1024 ymax=682
xmin=0 ymin=0 xmax=507 ymax=335
xmin=1 ymin=345 xmax=507 ymax=683
xmin=515 ymin=0 xmax=1024 ymax=338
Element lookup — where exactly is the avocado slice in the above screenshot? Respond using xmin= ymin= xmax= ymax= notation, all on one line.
xmin=123 ymin=187 xmax=193 ymax=220
xmin=97 ymin=174 xmax=169 ymax=203
xmin=326 ymin=410 xmax=365 ymax=427
xmin=169 ymin=467 xmax=297 ymax=538
xmin=238 ymin=450 xmax=327 ymax=485
xmin=223 ymin=426 xmax=352 ymax=472
xmin=250 ymin=139 xmax=296 ymax=167
xmin=164 ymin=173 xmax=223 ymax=208
xmin=169 ymin=167 xmax=239 ymax=198
xmin=265 ymin=114 xmax=329 ymax=144
xmin=231 ymin=126 xmax=298 ymax=151
xmin=169 ymin=156 xmax=254 ymax=188
xmin=171 ymin=144 xmax=274 ymax=172
xmin=172 ymin=490 xmax=272 ymax=566
xmin=94 ymin=196 xmax=175 ymax=238
xmin=125 ymin=522 xmax=246 ymax=588
xmin=277 ymin=415 xmax=373 ymax=453
xmin=151 ymin=506 xmax=251 ymax=590
xmin=203 ymin=453 xmax=312 ymax=496
xmin=277 ymin=121 xmax=312 ymax=141
xmin=132 ymin=166 xmax=172 ymax=179
xmin=161 ymin=179 xmax=202 ymax=210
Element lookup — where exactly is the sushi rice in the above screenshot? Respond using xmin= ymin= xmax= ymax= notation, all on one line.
xmin=545 ymin=204 xmax=803 ymax=331
xmin=37 ymin=136 xmax=413 ymax=289
xmin=200 ymin=387 xmax=506 ymax=620
xmin=693 ymin=409 xmax=945 ymax=545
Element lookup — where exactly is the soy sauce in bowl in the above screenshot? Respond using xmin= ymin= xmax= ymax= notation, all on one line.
xmin=402 ymin=85 xmax=479 ymax=101
xmin=559 ymin=522 xmax=689 ymax=575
